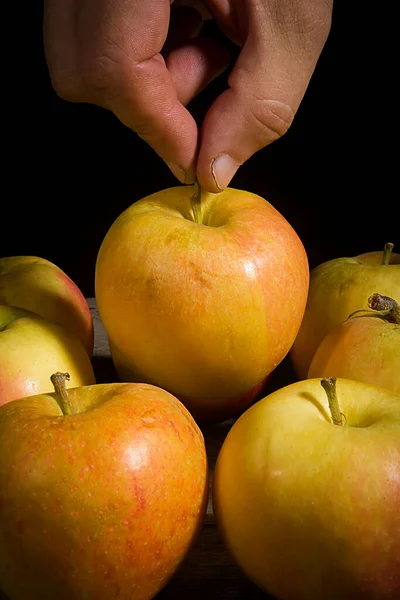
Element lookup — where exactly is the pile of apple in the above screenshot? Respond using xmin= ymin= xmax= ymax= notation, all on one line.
xmin=0 ymin=183 xmax=399 ymax=600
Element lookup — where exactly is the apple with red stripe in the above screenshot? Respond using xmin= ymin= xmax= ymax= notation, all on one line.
xmin=0 ymin=374 xmax=208 ymax=600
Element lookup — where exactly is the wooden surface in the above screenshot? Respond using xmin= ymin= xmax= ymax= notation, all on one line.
xmin=2 ymin=299 xmax=298 ymax=600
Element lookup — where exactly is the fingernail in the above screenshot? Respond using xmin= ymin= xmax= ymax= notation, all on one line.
xmin=211 ymin=154 xmax=239 ymax=190
xmin=167 ymin=163 xmax=187 ymax=184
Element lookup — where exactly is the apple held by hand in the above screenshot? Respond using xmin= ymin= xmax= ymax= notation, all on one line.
xmin=290 ymin=242 xmax=400 ymax=379
xmin=213 ymin=377 xmax=400 ymax=600
xmin=308 ymin=293 xmax=400 ymax=392
xmin=0 ymin=305 xmax=95 ymax=406
xmin=0 ymin=255 xmax=94 ymax=355
xmin=0 ymin=374 xmax=208 ymax=600
xmin=95 ymin=184 xmax=309 ymax=423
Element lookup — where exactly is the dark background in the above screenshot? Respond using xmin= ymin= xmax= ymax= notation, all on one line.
xmin=3 ymin=1 xmax=398 ymax=298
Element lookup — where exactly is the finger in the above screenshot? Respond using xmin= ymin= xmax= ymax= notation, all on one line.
xmin=48 ymin=0 xmax=199 ymax=184
xmin=43 ymin=0 xmax=77 ymax=96
xmin=173 ymin=1 xmax=213 ymax=20
xmin=79 ymin=0 xmax=198 ymax=183
xmin=163 ymin=5 xmax=203 ymax=55
xmin=202 ymin=0 xmax=243 ymax=45
xmin=166 ymin=37 xmax=230 ymax=106
xmin=197 ymin=1 xmax=333 ymax=191
xmin=100 ymin=53 xmax=199 ymax=183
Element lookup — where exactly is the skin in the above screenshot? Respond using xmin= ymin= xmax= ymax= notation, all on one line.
xmin=43 ymin=0 xmax=333 ymax=191
xmin=0 ymin=305 xmax=95 ymax=407
xmin=0 ymin=381 xmax=208 ymax=599
xmin=290 ymin=249 xmax=400 ymax=379
xmin=308 ymin=315 xmax=400 ymax=393
xmin=95 ymin=185 xmax=309 ymax=421
xmin=213 ymin=377 xmax=400 ymax=600
xmin=0 ymin=256 xmax=94 ymax=356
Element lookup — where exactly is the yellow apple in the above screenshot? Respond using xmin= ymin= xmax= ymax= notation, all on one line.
xmin=95 ymin=184 xmax=309 ymax=422
xmin=290 ymin=242 xmax=400 ymax=379
xmin=0 ymin=255 xmax=94 ymax=355
xmin=308 ymin=293 xmax=400 ymax=392
xmin=213 ymin=377 xmax=400 ymax=600
xmin=0 ymin=305 xmax=95 ymax=406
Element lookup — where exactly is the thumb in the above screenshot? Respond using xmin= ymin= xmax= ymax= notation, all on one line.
xmin=196 ymin=1 xmax=333 ymax=192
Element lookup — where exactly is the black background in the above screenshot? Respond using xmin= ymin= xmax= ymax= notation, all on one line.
xmin=3 ymin=1 xmax=398 ymax=298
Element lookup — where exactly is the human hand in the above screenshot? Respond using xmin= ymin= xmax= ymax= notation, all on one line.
xmin=43 ymin=0 xmax=333 ymax=192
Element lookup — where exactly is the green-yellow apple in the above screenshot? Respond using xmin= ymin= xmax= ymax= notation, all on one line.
xmin=213 ymin=377 xmax=400 ymax=600
xmin=0 ymin=255 xmax=94 ymax=355
xmin=95 ymin=184 xmax=309 ymax=423
xmin=0 ymin=305 xmax=95 ymax=406
xmin=290 ymin=242 xmax=400 ymax=379
xmin=0 ymin=374 xmax=208 ymax=600
xmin=308 ymin=293 xmax=400 ymax=392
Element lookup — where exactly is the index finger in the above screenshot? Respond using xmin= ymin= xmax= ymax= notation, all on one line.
xmin=48 ymin=0 xmax=200 ymax=183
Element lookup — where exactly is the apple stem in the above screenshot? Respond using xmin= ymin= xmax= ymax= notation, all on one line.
xmin=190 ymin=180 xmax=202 ymax=224
xmin=381 ymin=242 xmax=394 ymax=265
xmin=321 ymin=378 xmax=345 ymax=426
xmin=50 ymin=372 xmax=73 ymax=415
xmin=368 ymin=293 xmax=400 ymax=324
xmin=347 ymin=293 xmax=400 ymax=325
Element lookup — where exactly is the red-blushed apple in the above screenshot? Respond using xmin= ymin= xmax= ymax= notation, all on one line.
xmin=0 ymin=305 xmax=95 ymax=406
xmin=0 ymin=374 xmax=208 ymax=600
xmin=0 ymin=255 xmax=94 ymax=355
xmin=95 ymin=184 xmax=309 ymax=423
xmin=213 ymin=377 xmax=400 ymax=600
xmin=290 ymin=242 xmax=400 ymax=379
xmin=308 ymin=293 xmax=400 ymax=392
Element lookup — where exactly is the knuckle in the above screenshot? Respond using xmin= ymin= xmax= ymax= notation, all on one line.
xmin=77 ymin=39 xmax=132 ymax=97
xmin=249 ymin=97 xmax=295 ymax=141
xmin=45 ymin=38 xmax=139 ymax=108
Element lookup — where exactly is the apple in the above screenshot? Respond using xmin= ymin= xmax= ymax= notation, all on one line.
xmin=95 ymin=183 xmax=309 ymax=422
xmin=213 ymin=376 xmax=400 ymax=600
xmin=290 ymin=242 xmax=400 ymax=379
xmin=0 ymin=255 xmax=94 ymax=355
xmin=107 ymin=337 xmax=267 ymax=424
xmin=0 ymin=374 xmax=208 ymax=600
xmin=308 ymin=293 xmax=400 ymax=392
xmin=0 ymin=305 xmax=95 ymax=406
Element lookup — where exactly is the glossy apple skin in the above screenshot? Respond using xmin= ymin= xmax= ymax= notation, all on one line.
xmin=0 ymin=305 xmax=95 ymax=406
xmin=0 ymin=256 xmax=94 ymax=355
xmin=308 ymin=315 xmax=400 ymax=392
xmin=95 ymin=185 xmax=309 ymax=421
xmin=213 ymin=378 xmax=400 ymax=600
xmin=290 ymin=249 xmax=400 ymax=379
xmin=108 ymin=338 xmax=267 ymax=424
xmin=0 ymin=382 xmax=208 ymax=600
